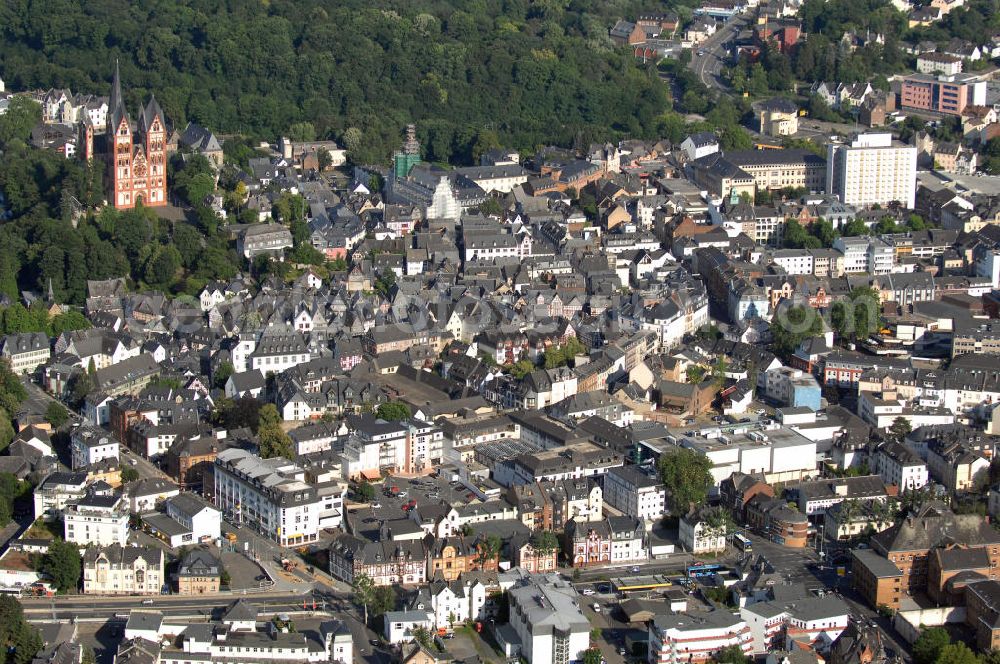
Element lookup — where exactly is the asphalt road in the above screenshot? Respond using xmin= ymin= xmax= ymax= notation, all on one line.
xmin=20 ymin=589 xmax=316 ymax=621
xmin=689 ymin=15 xmax=749 ymax=90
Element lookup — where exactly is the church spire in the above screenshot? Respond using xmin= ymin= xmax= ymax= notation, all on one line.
xmin=109 ymin=59 xmax=128 ymax=130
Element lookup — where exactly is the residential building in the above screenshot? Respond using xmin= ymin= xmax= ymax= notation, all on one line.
xmin=680 ymin=132 xmax=720 ymax=161
xmin=826 ymin=133 xmax=917 ymax=209
xmin=64 ymin=489 xmax=129 ymax=546
xmin=953 ymin=319 xmax=1000 ymax=358
xmin=328 ymin=533 xmax=427 ymax=586
xmin=82 ymin=544 xmax=164 ymax=594
xmin=0 ymin=332 xmax=50 ymax=375
xmin=128 ymin=477 xmax=180 ymax=513
xmin=790 ymin=475 xmax=888 ymax=516
xmin=426 ymin=537 xmax=498 ymax=582
xmin=496 ymin=442 xmax=623 ymax=487
xmin=758 ymin=367 xmax=821 ymax=411
xmin=33 ymin=471 xmax=88 ymax=520
xmin=916 ymin=52 xmax=963 ymax=75
xmin=741 ymin=595 xmax=850 ymax=654
xmin=92 ymin=353 xmax=160 ymax=396
xmin=926 ymin=438 xmax=991 ymax=493
xmin=237 ymin=223 xmax=293 ymax=259
xmin=213 ymin=448 xmax=321 ymax=547
xmin=565 ymin=516 xmax=647 ymax=566
xmin=679 ymin=509 xmax=728 ymax=554
xmin=603 ymin=465 xmax=666 ymax=521
xmin=384 ymin=610 xmax=434 ymax=645
xmin=758 ymin=98 xmax=800 ymax=137
xmin=871 ymin=441 xmax=929 ymax=492
xmin=70 ymin=424 xmax=120 ymax=470
xmin=250 ymin=324 xmax=310 ymax=375
xmin=511 ymin=536 xmax=559 ymax=574
xmin=145 ymin=493 xmax=221 ymax=548
xmin=176 ymin=548 xmax=222 ymax=595
xmin=163 ymin=434 xmax=228 ymax=492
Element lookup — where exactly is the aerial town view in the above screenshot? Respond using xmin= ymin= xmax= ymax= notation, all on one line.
xmin=3 ymin=1 xmax=1000 ymax=664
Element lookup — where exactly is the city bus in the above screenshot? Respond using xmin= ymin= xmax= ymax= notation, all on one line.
xmin=686 ymin=563 xmax=724 ymax=578
xmin=732 ymin=533 xmax=753 ymax=552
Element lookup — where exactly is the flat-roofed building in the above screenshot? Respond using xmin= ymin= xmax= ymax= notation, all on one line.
xmin=827 ymin=133 xmax=917 ymax=209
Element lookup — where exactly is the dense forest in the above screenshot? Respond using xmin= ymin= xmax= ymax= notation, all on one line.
xmin=0 ymin=0 xmax=694 ymax=164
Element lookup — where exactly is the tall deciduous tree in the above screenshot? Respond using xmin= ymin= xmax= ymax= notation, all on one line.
xmin=912 ymin=627 xmax=950 ymax=664
xmin=352 ymin=573 xmax=375 ymax=624
xmin=41 ymin=540 xmax=82 ymax=594
xmin=658 ymin=448 xmax=713 ymax=515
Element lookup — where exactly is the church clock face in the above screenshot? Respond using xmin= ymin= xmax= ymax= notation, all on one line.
xmin=134 ymin=163 xmax=147 ymax=177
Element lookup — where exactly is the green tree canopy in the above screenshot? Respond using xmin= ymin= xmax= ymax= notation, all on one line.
xmin=44 ymin=402 xmax=68 ymax=429
xmin=830 ymin=287 xmax=881 ymax=341
xmin=912 ymin=627 xmax=951 ymax=664
xmin=932 ymin=642 xmax=979 ymax=664
xmin=352 ymin=573 xmax=376 ymax=624
xmin=658 ymin=448 xmax=713 ymax=515
xmin=258 ymin=424 xmax=294 ymax=460
xmin=41 ymin=540 xmax=82 ymax=594
xmin=0 ymin=97 xmax=42 ymax=148
xmin=713 ymin=644 xmax=749 ymax=663
xmin=0 ymin=594 xmax=42 ymax=664
xmin=375 ymin=402 xmax=411 ymax=421
xmin=532 ymin=530 xmax=560 ymax=556
xmin=771 ymin=305 xmax=823 ymax=359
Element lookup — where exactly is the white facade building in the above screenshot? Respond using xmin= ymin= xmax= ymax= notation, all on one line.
xmin=827 ymin=133 xmax=917 ymax=209
xmin=740 ymin=596 xmax=850 ymax=654
xmin=769 ymin=250 xmax=813 ymax=275
xmin=213 ymin=449 xmax=321 ymax=547
xmin=871 ymin=441 xmax=929 ymax=493
xmin=33 ymin=471 xmax=88 ymax=520
xmin=70 ymin=425 xmax=120 ymax=470
xmin=82 ymin=545 xmax=164 ymax=595
xmin=64 ymin=491 xmax=129 ymax=547
xmin=165 ymin=493 xmax=222 ymax=542
xmin=679 ymin=513 xmax=728 ymax=554
xmin=507 ymin=573 xmax=591 ymax=664
xmin=0 ymin=332 xmax=50 ymax=375
xmin=833 ymin=236 xmax=871 ymax=273
xmin=649 ymin=611 xmax=753 ymax=664
xmin=603 ymin=465 xmax=666 ymax=521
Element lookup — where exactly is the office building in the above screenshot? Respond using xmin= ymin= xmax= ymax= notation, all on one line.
xmin=900 ymin=72 xmax=986 ymax=116
xmin=213 ymin=448 xmax=321 ymax=547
